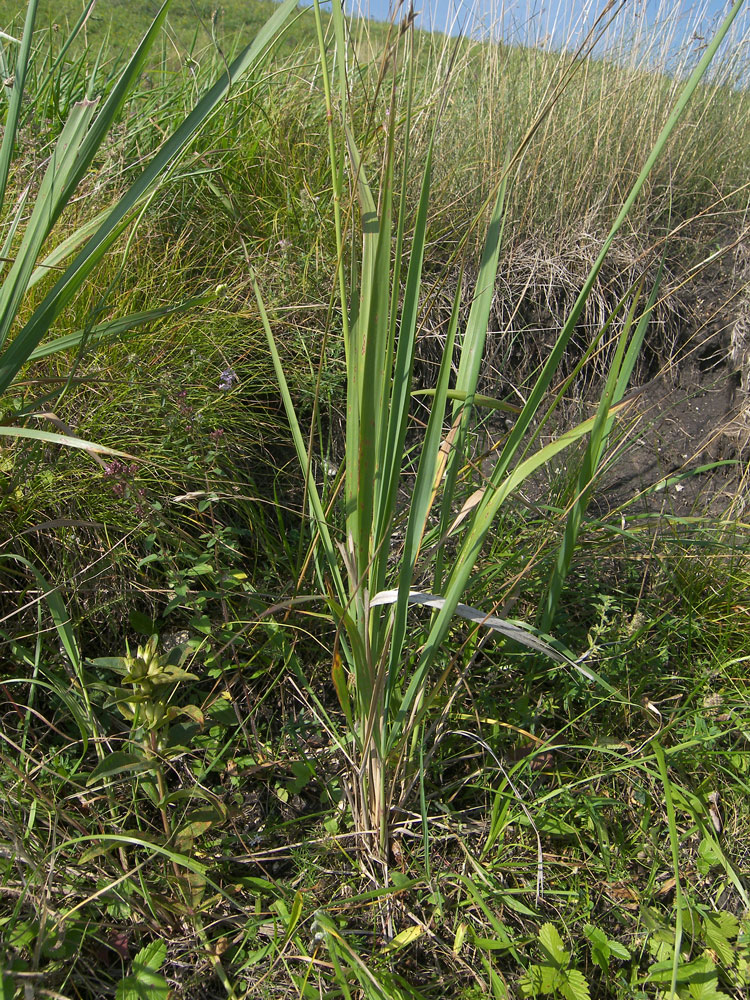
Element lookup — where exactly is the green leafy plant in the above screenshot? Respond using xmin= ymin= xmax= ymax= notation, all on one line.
xmin=583 ymin=923 xmax=632 ymax=976
xmin=95 ymin=634 xmax=199 ymax=742
xmin=519 ymin=923 xmax=590 ymax=1000
xmin=87 ymin=634 xmax=227 ymax=880
xmin=115 ymin=939 xmax=169 ymax=1000
xmin=253 ymin=0 xmax=748 ymax=863
xmin=256 ymin=0 xmax=746 ymax=863
xmin=641 ymin=904 xmax=750 ymax=999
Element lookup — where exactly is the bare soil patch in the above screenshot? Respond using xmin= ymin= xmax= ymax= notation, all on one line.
xmin=419 ymin=229 xmax=749 ymax=518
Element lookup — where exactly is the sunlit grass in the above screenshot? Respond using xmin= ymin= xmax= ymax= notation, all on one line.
xmin=0 ymin=1 xmax=748 ymax=997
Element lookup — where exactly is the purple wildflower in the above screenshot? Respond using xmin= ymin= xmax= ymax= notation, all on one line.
xmin=103 ymin=459 xmax=124 ymax=478
xmin=175 ymin=390 xmax=193 ymax=417
xmin=218 ymin=368 xmax=238 ymax=392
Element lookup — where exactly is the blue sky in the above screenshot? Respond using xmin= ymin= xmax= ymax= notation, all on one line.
xmin=339 ymin=1 xmax=749 ymax=75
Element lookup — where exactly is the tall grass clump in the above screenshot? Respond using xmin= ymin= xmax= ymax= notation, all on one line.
xmin=0 ymin=2 xmax=748 ymax=997
xmin=0 ymin=0 xmax=302 ymax=607
xmin=359 ymin=0 xmax=750 ymax=261
xmin=258 ymin=0 xmax=747 ymax=867
xmin=0 ymin=0 xmax=301 ymax=440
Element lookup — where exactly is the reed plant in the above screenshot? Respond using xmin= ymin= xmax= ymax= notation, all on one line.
xmin=258 ymin=0 xmax=746 ymax=867
xmin=0 ymin=3 xmax=748 ymax=996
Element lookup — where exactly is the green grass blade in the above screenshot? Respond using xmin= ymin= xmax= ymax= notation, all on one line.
xmin=24 ymin=0 xmax=97 ymax=118
xmin=26 ymin=205 xmax=112 ymax=291
xmin=0 ymin=0 xmax=37 ymax=211
xmin=541 ymin=286 xmax=643 ymax=631
xmin=374 ymin=35 xmax=416 ymax=562
xmin=0 ymin=553 xmax=91 ymax=726
xmin=26 ymin=289 xmax=224 ymax=362
xmin=541 ymin=270 xmax=663 ymax=630
xmin=344 ymin=123 xmax=381 ymax=583
xmin=0 ymin=0 xmax=298 ymax=396
xmin=0 ymin=425 xmax=134 ymax=456
xmin=0 ymin=1 xmax=176 ymax=351
xmin=0 ymin=183 xmax=29 ymax=280
xmin=375 ymin=101 xmax=436 ymax=586
xmin=251 ymin=271 xmax=346 ymax=607
xmin=0 ymin=99 xmax=99 ymax=349
xmin=412 ymin=389 xmax=520 ymax=415
xmin=357 ymin=145 xmax=393 ymax=590
xmin=385 ymin=281 xmax=461 ymax=706
xmin=435 ymin=173 xmax=509 ymax=590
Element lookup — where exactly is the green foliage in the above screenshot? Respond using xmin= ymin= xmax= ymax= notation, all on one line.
xmin=583 ymin=923 xmax=631 ymax=974
xmin=93 ymin=635 xmax=198 ymax=735
xmin=0 ymin=1 xmax=749 ymax=998
xmin=0 ymin=0 xmax=298 ymax=449
xmin=259 ymin=0 xmax=747 ymax=862
xmin=519 ymin=924 xmax=591 ymax=1000
xmin=641 ymin=905 xmax=750 ymax=999
xmin=116 ymin=940 xmax=169 ymax=1000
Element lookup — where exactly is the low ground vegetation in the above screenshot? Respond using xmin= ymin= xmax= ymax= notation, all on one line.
xmin=0 ymin=1 xmax=749 ymax=997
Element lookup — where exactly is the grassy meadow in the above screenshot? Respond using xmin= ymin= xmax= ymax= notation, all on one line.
xmin=1 ymin=0 xmax=750 ymax=997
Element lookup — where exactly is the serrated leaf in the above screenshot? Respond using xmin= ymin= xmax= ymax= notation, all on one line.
xmin=608 ymin=939 xmax=632 ymax=961
xmin=560 ymin=967 xmax=591 ymax=1000
xmin=703 ymin=933 xmax=734 ymax=969
xmin=704 ymin=911 xmax=739 ymax=945
xmin=584 ymin=924 xmax=610 ymax=971
xmin=648 ymin=956 xmax=718 ymax=984
xmin=115 ymin=971 xmax=168 ymax=1000
xmin=133 ymin=939 xmax=166 ymax=972
xmin=697 ymin=837 xmax=723 ymax=874
xmin=650 ymin=938 xmax=676 ymax=963
xmin=540 ymin=965 xmax=564 ymax=991
xmin=687 ymin=971 xmax=729 ymax=1000
xmin=538 ymin=923 xmax=568 ymax=966
xmin=519 ymin=965 xmax=546 ymax=997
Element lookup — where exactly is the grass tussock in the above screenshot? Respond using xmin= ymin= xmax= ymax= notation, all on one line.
xmin=0 ymin=1 xmax=749 ymax=997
